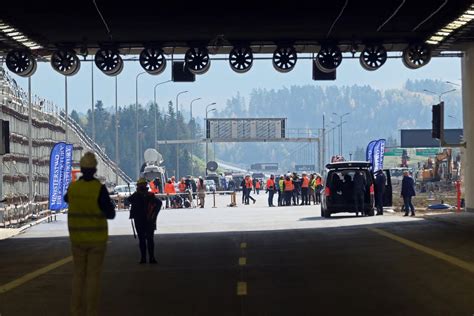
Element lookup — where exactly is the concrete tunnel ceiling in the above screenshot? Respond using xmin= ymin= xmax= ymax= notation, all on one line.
xmin=0 ymin=0 xmax=473 ymax=77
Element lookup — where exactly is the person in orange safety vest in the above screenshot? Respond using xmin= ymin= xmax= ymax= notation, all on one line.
xmin=301 ymin=173 xmax=310 ymax=205
xmin=149 ymin=180 xmax=159 ymax=194
xmin=244 ymin=175 xmax=256 ymax=205
xmin=284 ymin=175 xmax=294 ymax=206
xmin=164 ymin=179 xmax=176 ymax=208
xmin=178 ymin=178 xmax=186 ymax=193
xmin=266 ymin=175 xmax=275 ymax=207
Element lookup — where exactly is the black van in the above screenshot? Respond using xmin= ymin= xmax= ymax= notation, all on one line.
xmin=321 ymin=161 xmax=392 ymax=217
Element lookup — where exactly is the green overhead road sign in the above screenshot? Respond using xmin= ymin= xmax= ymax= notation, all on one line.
xmin=384 ymin=148 xmax=404 ymax=156
xmin=415 ymin=148 xmax=440 ymax=156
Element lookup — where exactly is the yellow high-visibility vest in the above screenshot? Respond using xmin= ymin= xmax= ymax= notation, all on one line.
xmin=67 ymin=179 xmax=107 ymax=245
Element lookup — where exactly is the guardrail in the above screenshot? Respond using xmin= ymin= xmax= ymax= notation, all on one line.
xmin=0 ymin=201 xmax=51 ymax=228
xmin=111 ymin=190 xmax=238 ymax=209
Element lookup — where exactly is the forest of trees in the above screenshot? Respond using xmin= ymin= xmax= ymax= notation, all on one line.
xmin=71 ymin=79 xmax=462 ymax=177
xmin=71 ymin=100 xmax=203 ymax=179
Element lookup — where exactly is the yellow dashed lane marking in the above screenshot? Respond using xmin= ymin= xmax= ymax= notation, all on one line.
xmin=0 ymin=256 xmax=73 ymax=294
xmin=237 ymin=282 xmax=247 ymax=296
xmin=239 ymin=257 xmax=247 ymax=266
xmin=240 ymin=242 xmax=247 ymax=249
xmin=369 ymin=227 xmax=474 ymax=274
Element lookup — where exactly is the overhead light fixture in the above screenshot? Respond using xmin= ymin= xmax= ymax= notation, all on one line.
xmin=0 ymin=20 xmax=42 ymax=49
xmin=425 ymin=5 xmax=474 ymax=45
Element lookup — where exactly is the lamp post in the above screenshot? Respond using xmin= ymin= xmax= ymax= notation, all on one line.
xmin=332 ymin=112 xmax=350 ymax=156
xmin=175 ymin=90 xmax=188 ymax=179
xmin=205 ymin=102 xmax=217 ymax=175
xmin=190 ymin=97 xmax=201 ymax=176
xmin=153 ymin=80 xmax=172 ymax=150
xmin=135 ymin=71 xmax=146 ymax=179
xmin=115 ymin=76 xmax=119 ymax=186
xmin=423 ymin=88 xmax=457 ymax=102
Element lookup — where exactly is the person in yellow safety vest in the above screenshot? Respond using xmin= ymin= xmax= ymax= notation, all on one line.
xmin=284 ymin=175 xmax=294 ymax=206
xmin=266 ymin=175 xmax=276 ymax=207
xmin=64 ymin=151 xmax=115 ymax=316
xmin=278 ymin=175 xmax=285 ymax=206
xmin=309 ymin=174 xmax=317 ymax=205
xmin=301 ymin=173 xmax=310 ymax=205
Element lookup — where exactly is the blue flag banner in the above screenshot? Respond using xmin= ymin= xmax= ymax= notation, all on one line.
xmin=372 ymin=139 xmax=386 ymax=172
xmin=48 ymin=142 xmax=74 ymax=210
xmin=61 ymin=144 xmax=74 ymax=209
xmin=366 ymin=140 xmax=377 ymax=165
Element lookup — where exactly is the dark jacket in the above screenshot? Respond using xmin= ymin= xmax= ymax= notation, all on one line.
xmin=401 ymin=175 xmax=416 ymax=197
xmin=353 ymin=172 xmax=366 ymax=194
xmin=128 ymin=191 xmax=162 ymax=229
xmin=374 ymin=172 xmax=386 ymax=195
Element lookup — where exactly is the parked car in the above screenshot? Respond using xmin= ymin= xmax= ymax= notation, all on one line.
xmin=320 ymin=161 xmax=392 ymax=218
xmin=204 ymin=179 xmax=216 ymax=192
xmin=111 ymin=184 xmax=136 ymax=207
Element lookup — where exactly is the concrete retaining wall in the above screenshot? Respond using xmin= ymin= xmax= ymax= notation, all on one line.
xmin=0 ymin=66 xmax=131 ymax=203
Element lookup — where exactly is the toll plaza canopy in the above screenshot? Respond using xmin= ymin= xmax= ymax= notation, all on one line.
xmin=1 ymin=1 xmax=473 ymax=53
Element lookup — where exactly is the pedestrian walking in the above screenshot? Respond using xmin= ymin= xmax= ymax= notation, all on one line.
xmin=266 ymin=175 xmax=276 ymax=207
xmin=197 ymin=177 xmax=206 ymax=208
xmin=256 ymin=180 xmax=261 ymax=195
xmin=374 ymin=170 xmax=386 ymax=215
xmin=65 ymin=152 xmax=116 ymax=316
xmin=127 ymin=178 xmax=162 ymax=264
xmin=401 ymin=170 xmax=416 ymax=216
xmin=353 ymin=171 xmax=366 ymax=216
xmin=245 ymin=175 xmax=256 ymax=204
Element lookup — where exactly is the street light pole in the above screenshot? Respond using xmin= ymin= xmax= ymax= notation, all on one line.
xmin=135 ymin=71 xmax=146 ymax=180
xmin=190 ymin=97 xmax=201 ymax=176
xmin=205 ymin=102 xmax=217 ymax=175
xmin=115 ymin=76 xmax=119 ymax=186
xmin=28 ymin=77 xmax=33 ymax=202
xmin=175 ymin=90 xmax=188 ymax=179
xmin=423 ymin=88 xmax=457 ymax=102
xmin=153 ymin=80 xmax=172 ymax=151
xmin=333 ymin=112 xmax=350 ymax=156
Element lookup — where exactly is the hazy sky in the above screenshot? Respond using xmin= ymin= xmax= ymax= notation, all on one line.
xmin=11 ymin=53 xmax=462 ymax=120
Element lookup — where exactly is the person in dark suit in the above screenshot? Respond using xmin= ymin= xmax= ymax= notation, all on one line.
xmin=374 ymin=170 xmax=386 ymax=215
xmin=353 ymin=171 xmax=366 ymax=216
xmin=401 ymin=171 xmax=416 ymax=216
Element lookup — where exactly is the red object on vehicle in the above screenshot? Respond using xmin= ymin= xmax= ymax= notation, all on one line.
xmin=370 ymin=184 xmax=374 ymax=194
xmin=325 ymin=187 xmax=331 ymax=196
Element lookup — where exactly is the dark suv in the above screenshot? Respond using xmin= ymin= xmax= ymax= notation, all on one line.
xmin=321 ymin=161 xmax=392 ymax=217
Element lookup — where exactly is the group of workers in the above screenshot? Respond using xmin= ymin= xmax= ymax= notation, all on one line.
xmin=147 ymin=175 xmax=207 ymax=208
xmin=240 ymin=172 xmax=323 ymax=207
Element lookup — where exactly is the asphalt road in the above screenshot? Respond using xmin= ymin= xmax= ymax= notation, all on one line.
xmin=1 ymin=193 xmax=474 ymax=316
